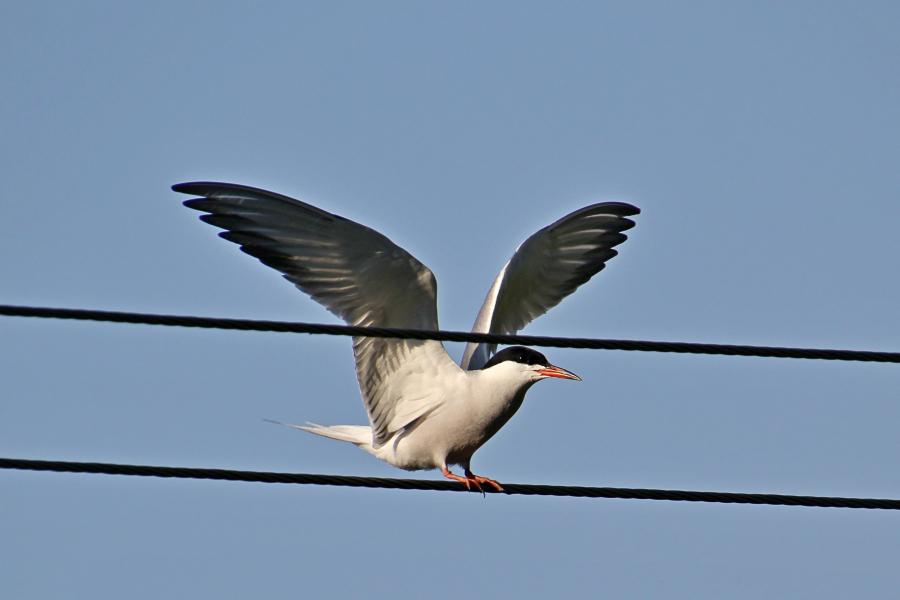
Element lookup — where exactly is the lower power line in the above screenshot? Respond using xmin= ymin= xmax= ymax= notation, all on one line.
xmin=2 ymin=457 xmax=898 ymax=510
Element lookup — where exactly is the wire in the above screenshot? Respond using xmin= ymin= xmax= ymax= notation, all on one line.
xmin=2 ymin=304 xmax=899 ymax=363
xmin=2 ymin=457 xmax=898 ymax=509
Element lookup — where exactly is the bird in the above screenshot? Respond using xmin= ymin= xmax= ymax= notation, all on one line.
xmin=174 ymin=182 xmax=639 ymax=492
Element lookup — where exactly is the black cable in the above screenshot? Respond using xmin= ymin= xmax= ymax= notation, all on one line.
xmin=2 ymin=457 xmax=899 ymax=510
xmin=1 ymin=304 xmax=898 ymax=363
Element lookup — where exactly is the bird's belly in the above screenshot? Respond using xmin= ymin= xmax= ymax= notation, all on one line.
xmin=378 ymin=427 xmax=448 ymax=471
xmin=388 ymin=391 xmax=525 ymax=469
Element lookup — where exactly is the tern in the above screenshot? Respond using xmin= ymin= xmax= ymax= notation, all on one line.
xmin=175 ymin=182 xmax=639 ymax=491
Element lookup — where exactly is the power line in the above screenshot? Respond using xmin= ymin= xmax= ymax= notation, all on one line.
xmin=2 ymin=457 xmax=898 ymax=510
xmin=2 ymin=304 xmax=898 ymax=363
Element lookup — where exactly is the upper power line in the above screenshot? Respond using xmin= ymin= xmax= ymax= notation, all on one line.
xmin=2 ymin=304 xmax=899 ymax=364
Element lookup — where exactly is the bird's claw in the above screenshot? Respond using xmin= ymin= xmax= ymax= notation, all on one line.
xmin=465 ymin=477 xmax=484 ymax=496
xmin=469 ymin=473 xmax=504 ymax=493
xmin=442 ymin=466 xmax=504 ymax=495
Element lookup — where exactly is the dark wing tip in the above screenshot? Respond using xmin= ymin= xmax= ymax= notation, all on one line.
xmin=616 ymin=217 xmax=637 ymax=232
xmin=547 ymin=203 xmax=640 ymax=232
xmin=172 ymin=181 xmax=212 ymax=195
xmin=172 ymin=181 xmax=280 ymax=197
xmin=173 ymin=181 xmax=327 ymax=217
xmin=182 ymin=198 xmax=207 ymax=211
xmin=590 ymin=201 xmax=640 ymax=216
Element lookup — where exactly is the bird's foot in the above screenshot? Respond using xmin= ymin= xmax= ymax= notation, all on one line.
xmin=442 ymin=466 xmax=482 ymax=493
xmin=440 ymin=466 xmax=504 ymax=494
xmin=465 ymin=469 xmax=504 ymax=493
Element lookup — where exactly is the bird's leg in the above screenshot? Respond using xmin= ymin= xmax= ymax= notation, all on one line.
xmin=441 ymin=466 xmax=483 ymax=494
xmin=464 ymin=468 xmax=504 ymax=493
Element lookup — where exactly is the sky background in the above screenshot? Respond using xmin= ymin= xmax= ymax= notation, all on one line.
xmin=2 ymin=1 xmax=899 ymax=598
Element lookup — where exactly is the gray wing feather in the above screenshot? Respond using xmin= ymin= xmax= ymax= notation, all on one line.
xmin=175 ymin=182 xmax=453 ymax=445
xmin=461 ymin=202 xmax=639 ymax=370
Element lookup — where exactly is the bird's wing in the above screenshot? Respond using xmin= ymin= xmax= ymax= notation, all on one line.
xmin=175 ymin=182 xmax=458 ymax=446
xmin=460 ymin=202 xmax=640 ymax=370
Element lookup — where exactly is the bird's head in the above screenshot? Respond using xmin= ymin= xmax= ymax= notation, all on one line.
xmin=481 ymin=346 xmax=581 ymax=385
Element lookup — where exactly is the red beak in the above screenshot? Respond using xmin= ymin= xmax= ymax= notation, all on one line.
xmin=537 ymin=365 xmax=582 ymax=381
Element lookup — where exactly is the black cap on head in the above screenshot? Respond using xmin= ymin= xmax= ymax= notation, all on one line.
xmin=482 ymin=346 xmax=549 ymax=370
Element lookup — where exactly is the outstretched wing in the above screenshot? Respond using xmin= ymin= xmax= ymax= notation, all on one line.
xmin=175 ymin=182 xmax=457 ymax=446
xmin=461 ymin=202 xmax=640 ymax=370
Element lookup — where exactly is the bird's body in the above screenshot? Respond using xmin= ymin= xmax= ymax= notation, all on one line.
xmin=301 ymin=353 xmax=536 ymax=471
xmin=176 ymin=182 xmax=638 ymax=491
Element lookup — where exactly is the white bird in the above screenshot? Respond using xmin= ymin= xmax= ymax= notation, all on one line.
xmin=175 ymin=182 xmax=639 ymax=491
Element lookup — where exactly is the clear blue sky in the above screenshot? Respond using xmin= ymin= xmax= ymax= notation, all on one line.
xmin=2 ymin=2 xmax=899 ymax=598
